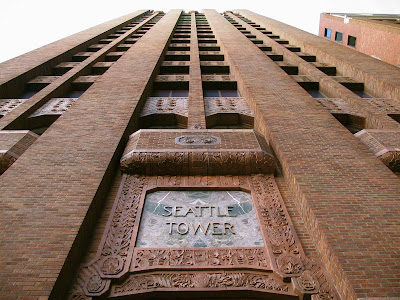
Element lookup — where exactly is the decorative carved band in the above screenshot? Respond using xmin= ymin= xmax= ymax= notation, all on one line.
xmin=111 ymin=271 xmax=292 ymax=297
xmin=97 ymin=175 xmax=145 ymax=278
xmin=251 ymin=174 xmax=304 ymax=277
xmin=131 ymin=247 xmax=271 ymax=271
xmin=121 ymin=150 xmax=275 ymax=175
xmin=120 ymin=130 xmax=276 ymax=175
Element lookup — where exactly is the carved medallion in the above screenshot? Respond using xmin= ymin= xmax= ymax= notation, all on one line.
xmin=175 ymin=135 xmax=221 ymax=145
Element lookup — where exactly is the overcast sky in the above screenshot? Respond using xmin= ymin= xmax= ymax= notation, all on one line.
xmin=0 ymin=0 xmax=399 ymax=63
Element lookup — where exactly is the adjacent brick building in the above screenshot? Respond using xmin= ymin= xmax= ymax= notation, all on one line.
xmin=319 ymin=13 xmax=400 ymax=66
xmin=0 ymin=9 xmax=399 ymax=300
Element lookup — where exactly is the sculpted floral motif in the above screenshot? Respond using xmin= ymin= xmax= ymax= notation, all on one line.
xmin=100 ymin=256 xmax=124 ymax=275
xmin=301 ymin=259 xmax=339 ymax=300
xmin=314 ymin=290 xmax=336 ymax=300
xmin=276 ymin=254 xmax=303 ymax=275
xmin=98 ymin=175 xmax=145 ymax=276
xmin=112 ymin=271 xmax=289 ymax=296
xmin=86 ymin=274 xmax=106 ymax=293
xmin=192 ymin=273 xmax=210 ymax=288
xmin=132 ymin=248 xmax=269 ymax=270
xmin=68 ymin=262 xmax=110 ymax=297
xmin=121 ymin=152 xmax=187 ymax=174
xmin=173 ymin=274 xmax=194 ymax=288
xmin=251 ymin=175 xmax=304 ymax=275
xmin=298 ymin=270 xmax=319 ymax=291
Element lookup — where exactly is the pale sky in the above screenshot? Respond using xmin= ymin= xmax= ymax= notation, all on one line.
xmin=0 ymin=0 xmax=399 ymax=63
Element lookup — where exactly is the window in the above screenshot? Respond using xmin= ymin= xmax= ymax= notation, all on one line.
xmin=324 ymin=28 xmax=331 ymax=38
xmin=335 ymin=32 xmax=343 ymax=43
xmin=353 ymin=90 xmax=373 ymax=98
xmin=203 ymin=90 xmax=239 ymax=97
xmin=347 ymin=35 xmax=356 ymax=47
xmin=308 ymin=90 xmax=326 ymax=98
xmin=152 ymin=90 xmax=189 ymax=97
xmin=67 ymin=91 xmax=84 ymax=98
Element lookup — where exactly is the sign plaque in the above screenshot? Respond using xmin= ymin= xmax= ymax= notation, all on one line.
xmin=136 ymin=190 xmax=264 ymax=248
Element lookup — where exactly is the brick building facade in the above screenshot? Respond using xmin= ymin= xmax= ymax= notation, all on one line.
xmin=0 ymin=9 xmax=399 ymax=300
xmin=319 ymin=13 xmax=400 ymax=66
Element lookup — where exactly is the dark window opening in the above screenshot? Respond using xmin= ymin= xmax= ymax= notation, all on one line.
xmin=348 ymin=35 xmax=357 ymax=47
xmin=335 ymin=32 xmax=343 ymax=43
xmin=152 ymin=90 xmax=189 ymax=97
xmin=388 ymin=114 xmax=400 ymax=124
xmin=353 ymin=90 xmax=373 ymax=98
xmin=308 ymin=90 xmax=327 ymax=98
xmin=209 ymin=124 xmax=252 ymax=129
xmin=203 ymin=90 xmax=240 ymax=97
xmin=19 ymin=90 xmax=37 ymax=99
xmin=66 ymin=91 xmax=84 ymax=98
xmin=333 ymin=113 xmax=365 ymax=134
xmin=324 ymin=28 xmax=332 ymax=38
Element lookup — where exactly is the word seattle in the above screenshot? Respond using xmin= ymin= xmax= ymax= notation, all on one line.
xmin=162 ymin=205 xmax=237 ymax=235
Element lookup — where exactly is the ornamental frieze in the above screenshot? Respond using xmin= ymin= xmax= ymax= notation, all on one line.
xmin=132 ymin=247 xmax=270 ymax=271
xmin=120 ymin=129 xmax=276 ymax=175
xmin=111 ymin=271 xmax=292 ymax=297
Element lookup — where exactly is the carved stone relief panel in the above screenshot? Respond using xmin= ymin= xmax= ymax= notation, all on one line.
xmin=204 ymin=97 xmax=253 ymax=116
xmin=0 ymin=98 xmax=27 ymax=117
xmin=68 ymin=175 xmax=339 ymax=299
xmin=315 ymin=98 xmax=362 ymax=116
xmin=140 ymin=97 xmax=188 ymax=117
xmin=29 ymin=97 xmax=78 ymax=117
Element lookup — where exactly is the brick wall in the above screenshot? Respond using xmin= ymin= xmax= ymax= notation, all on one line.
xmin=0 ymin=10 xmax=181 ymax=299
xmin=319 ymin=14 xmax=400 ymax=66
xmin=207 ymin=9 xmax=400 ymax=299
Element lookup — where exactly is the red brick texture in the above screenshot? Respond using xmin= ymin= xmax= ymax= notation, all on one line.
xmin=0 ymin=9 xmax=181 ymax=298
xmin=206 ymin=9 xmax=400 ymax=299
